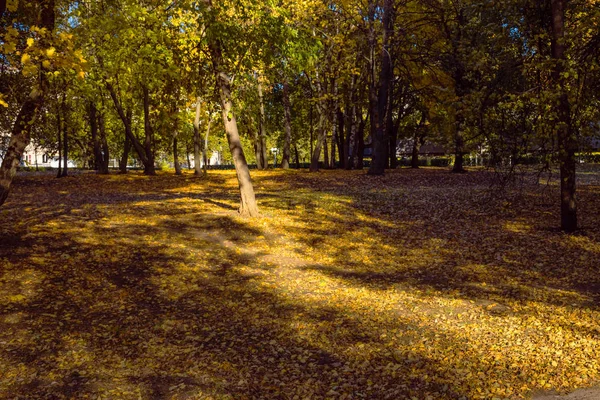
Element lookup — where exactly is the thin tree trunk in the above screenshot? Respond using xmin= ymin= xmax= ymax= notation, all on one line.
xmin=120 ymin=135 xmax=131 ymax=174
xmin=452 ymin=127 xmax=466 ymax=173
xmin=90 ymin=102 xmax=100 ymax=171
xmin=107 ymin=83 xmax=152 ymax=171
xmin=173 ymin=136 xmax=181 ymax=175
xmin=208 ymin=34 xmax=259 ymax=216
xmin=203 ymin=116 xmax=211 ymax=175
xmin=257 ymin=77 xmax=268 ymax=170
xmin=324 ymin=132 xmax=330 ymax=169
xmin=411 ymin=133 xmax=420 ymax=169
xmin=186 ymin=147 xmax=192 ymax=170
xmin=56 ymin=98 xmax=63 ymax=178
xmin=193 ymin=98 xmax=202 ymax=175
xmin=551 ymin=0 xmax=577 ymax=232
xmin=281 ymin=81 xmax=292 ymax=169
xmin=294 ymin=143 xmax=300 ymax=169
xmin=61 ymin=105 xmax=68 ymax=177
xmin=98 ymin=112 xmax=110 ymax=174
xmin=356 ymin=114 xmax=366 ymax=169
xmin=142 ymin=85 xmax=156 ymax=175
xmin=310 ymin=116 xmax=327 ymax=172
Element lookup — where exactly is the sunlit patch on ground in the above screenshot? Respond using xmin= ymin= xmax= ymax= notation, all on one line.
xmin=1 ymin=167 xmax=599 ymax=399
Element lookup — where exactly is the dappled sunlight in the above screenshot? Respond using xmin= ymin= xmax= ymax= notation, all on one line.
xmin=1 ymin=169 xmax=600 ymax=398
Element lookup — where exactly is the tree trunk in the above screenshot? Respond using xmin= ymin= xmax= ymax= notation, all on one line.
xmin=209 ymin=36 xmax=259 ymax=216
xmin=141 ymin=85 xmax=156 ymax=175
xmin=56 ymin=98 xmax=63 ymax=178
xmin=356 ymin=114 xmax=366 ymax=169
xmin=61 ymin=105 xmax=68 ymax=177
xmin=411 ymin=133 xmax=420 ymax=169
xmin=337 ymin=107 xmax=345 ymax=167
xmin=120 ymin=132 xmax=131 ymax=174
xmin=0 ymin=0 xmax=54 ymax=206
xmin=310 ymin=116 xmax=327 ymax=172
xmin=452 ymin=128 xmax=466 ymax=173
xmin=90 ymin=102 xmax=101 ymax=171
xmin=193 ymin=98 xmax=202 ymax=175
xmin=294 ymin=143 xmax=300 ymax=169
xmin=368 ymin=0 xmax=393 ymax=176
xmin=281 ymin=81 xmax=292 ymax=169
xmin=173 ymin=136 xmax=181 ymax=175
xmin=324 ymin=132 xmax=330 ymax=169
xmin=98 ymin=112 xmax=110 ymax=174
xmin=203 ymin=116 xmax=211 ymax=175
xmin=257 ymin=77 xmax=268 ymax=170
xmin=551 ymin=0 xmax=577 ymax=232
xmin=107 ymin=83 xmax=152 ymax=172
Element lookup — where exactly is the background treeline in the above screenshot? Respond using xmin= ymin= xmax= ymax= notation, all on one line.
xmin=1 ymin=0 xmax=599 ymax=228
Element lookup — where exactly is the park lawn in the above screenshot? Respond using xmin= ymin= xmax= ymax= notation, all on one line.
xmin=0 ymin=167 xmax=599 ymax=399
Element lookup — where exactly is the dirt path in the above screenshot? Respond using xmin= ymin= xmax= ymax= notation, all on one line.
xmin=534 ymin=387 xmax=600 ymax=400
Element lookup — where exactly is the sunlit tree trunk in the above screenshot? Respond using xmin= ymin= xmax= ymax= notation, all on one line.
xmin=0 ymin=0 xmax=54 ymax=206
xmin=193 ymin=98 xmax=202 ymax=175
xmin=281 ymin=81 xmax=292 ymax=169
xmin=257 ymin=77 xmax=268 ymax=170
xmin=141 ymin=85 xmax=156 ymax=175
xmin=207 ymin=35 xmax=259 ymax=216
xmin=203 ymin=116 xmax=211 ymax=175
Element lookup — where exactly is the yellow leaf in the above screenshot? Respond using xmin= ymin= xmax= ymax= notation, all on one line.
xmin=77 ymin=70 xmax=85 ymax=79
xmin=21 ymin=53 xmax=30 ymax=64
xmin=26 ymin=38 xmax=34 ymax=47
xmin=46 ymin=47 xmax=56 ymax=57
xmin=42 ymin=60 xmax=51 ymax=69
xmin=7 ymin=0 xmax=18 ymax=12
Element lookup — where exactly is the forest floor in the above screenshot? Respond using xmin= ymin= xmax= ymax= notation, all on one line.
xmin=1 ymin=166 xmax=599 ymax=400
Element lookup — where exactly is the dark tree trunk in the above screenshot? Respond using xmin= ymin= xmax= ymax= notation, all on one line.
xmin=56 ymin=99 xmax=63 ymax=178
xmin=173 ymin=136 xmax=181 ymax=175
xmin=452 ymin=128 xmax=466 ymax=173
xmin=551 ymin=0 xmax=577 ymax=232
xmin=193 ymin=98 xmax=202 ymax=175
xmin=337 ymin=107 xmax=345 ymax=167
xmin=107 ymin=83 xmax=152 ymax=172
xmin=119 ymin=134 xmax=131 ymax=174
xmin=411 ymin=134 xmax=420 ymax=169
xmin=356 ymin=115 xmax=366 ymax=169
xmin=281 ymin=81 xmax=292 ymax=169
xmin=368 ymin=0 xmax=393 ymax=176
xmin=324 ymin=132 xmax=330 ymax=169
xmin=90 ymin=102 xmax=100 ymax=171
xmin=294 ymin=143 xmax=300 ymax=169
xmin=208 ymin=34 xmax=259 ymax=216
xmin=98 ymin=112 xmax=110 ymax=174
xmin=61 ymin=111 xmax=68 ymax=178
xmin=141 ymin=85 xmax=156 ymax=175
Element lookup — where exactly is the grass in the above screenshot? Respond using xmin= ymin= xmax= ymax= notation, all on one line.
xmin=1 ymin=167 xmax=599 ymax=399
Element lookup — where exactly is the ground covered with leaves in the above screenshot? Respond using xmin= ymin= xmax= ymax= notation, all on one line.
xmin=1 ymin=167 xmax=599 ymax=400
